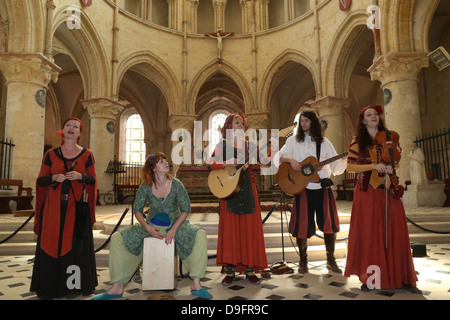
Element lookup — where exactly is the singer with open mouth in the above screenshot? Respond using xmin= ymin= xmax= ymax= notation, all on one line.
xmin=30 ymin=117 xmax=98 ymax=299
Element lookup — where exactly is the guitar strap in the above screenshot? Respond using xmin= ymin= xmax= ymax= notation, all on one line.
xmin=220 ymin=140 xmax=255 ymax=215
xmin=316 ymin=141 xmax=334 ymax=189
xmin=316 ymin=141 xmax=321 ymax=161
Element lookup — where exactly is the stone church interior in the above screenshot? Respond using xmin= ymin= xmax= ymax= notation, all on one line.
xmin=0 ymin=0 xmax=449 ymax=302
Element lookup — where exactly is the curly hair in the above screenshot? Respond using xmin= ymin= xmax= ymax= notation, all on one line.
xmin=220 ymin=113 xmax=246 ymax=138
xmin=141 ymin=152 xmax=173 ymax=185
xmin=355 ymin=106 xmax=387 ymax=152
xmin=295 ymin=110 xmax=323 ymax=144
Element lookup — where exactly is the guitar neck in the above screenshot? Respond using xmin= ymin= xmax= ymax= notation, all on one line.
xmin=313 ymin=152 xmax=348 ymax=169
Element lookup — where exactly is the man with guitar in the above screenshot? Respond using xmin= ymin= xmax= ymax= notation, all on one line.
xmin=278 ymin=110 xmax=347 ymax=274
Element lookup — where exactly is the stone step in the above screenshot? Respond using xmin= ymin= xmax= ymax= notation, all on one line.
xmin=2 ymin=203 xmax=449 ymax=271
xmin=93 ymin=242 xmax=349 ymax=268
xmin=407 ymin=221 xmax=450 ymax=234
xmin=4 ymin=225 xmax=448 ymax=264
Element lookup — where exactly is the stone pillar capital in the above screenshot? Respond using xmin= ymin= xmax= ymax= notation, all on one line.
xmin=0 ymin=53 xmax=61 ymax=87
xmin=82 ymin=98 xmax=126 ymax=120
xmin=311 ymin=96 xmax=350 ymax=117
xmin=245 ymin=112 xmax=271 ymax=129
xmin=368 ymin=52 xmax=429 ymax=86
xmin=168 ymin=114 xmax=197 ymax=131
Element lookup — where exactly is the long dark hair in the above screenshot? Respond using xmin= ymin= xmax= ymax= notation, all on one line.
xmin=295 ymin=110 xmax=323 ymax=144
xmin=355 ymin=106 xmax=387 ymax=152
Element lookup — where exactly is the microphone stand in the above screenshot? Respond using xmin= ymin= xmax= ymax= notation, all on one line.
xmin=269 ymin=184 xmax=290 ymax=270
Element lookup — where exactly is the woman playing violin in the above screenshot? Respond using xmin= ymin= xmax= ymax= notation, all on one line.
xmin=344 ymin=105 xmax=420 ymax=292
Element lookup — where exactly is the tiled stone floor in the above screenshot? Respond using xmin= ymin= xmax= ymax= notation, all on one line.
xmin=0 ymin=243 xmax=449 ymax=301
xmin=0 ymin=202 xmax=449 ymax=302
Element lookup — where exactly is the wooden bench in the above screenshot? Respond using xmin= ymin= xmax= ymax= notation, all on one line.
xmin=0 ymin=179 xmax=34 ymax=214
xmin=117 ymin=184 xmax=139 ymax=204
xmin=336 ymin=179 xmax=355 ymax=201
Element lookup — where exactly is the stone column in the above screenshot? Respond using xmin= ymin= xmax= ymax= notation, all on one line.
xmin=83 ymin=98 xmax=124 ymax=195
xmin=312 ymin=96 xmax=349 ymax=155
xmin=44 ymin=0 xmax=56 ymax=58
xmin=168 ymin=114 xmax=196 ymax=170
xmin=368 ymin=52 xmax=429 ymax=184
xmin=212 ymin=0 xmax=227 ymax=31
xmin=239 ymin=0 xmax=249 ymax=34
xmin=187 ymin=0 xmax=199 ymax=34
xmin=246 ymin=112 xmax=272 ymax=190
xmin=312 ymin=96 xmax=350 ymax=186
xmin=0 ymin=53 xmax=60 ymax=188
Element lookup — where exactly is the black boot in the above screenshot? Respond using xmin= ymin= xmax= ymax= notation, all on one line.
xmin=324 ymin=233 xmax=342 ymax=273
xmin=297 ymin=238 xmax=308 ymax=273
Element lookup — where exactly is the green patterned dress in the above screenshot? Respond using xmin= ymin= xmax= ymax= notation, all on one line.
xmin=118 ymin=178 xmax=201 ymax=260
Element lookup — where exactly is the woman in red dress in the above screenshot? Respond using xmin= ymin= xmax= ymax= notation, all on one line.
xmin=344 ymin=106 xmax=419 ymax=291
xmin=31 ymin=118 xmax=97 ymax=299
xmin=208 ymin=114 xmax=268 ymax=285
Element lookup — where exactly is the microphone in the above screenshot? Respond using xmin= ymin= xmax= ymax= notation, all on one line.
xmin=52 ymin=161 xmax=78 ymax=190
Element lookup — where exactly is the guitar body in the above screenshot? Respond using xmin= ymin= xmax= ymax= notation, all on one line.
xmin=207 ymin=124 xmax=298 ymax=199
xmin=276 ymin=157 xmax=320 ymax=196
xmin=208 ymin=166 xmax=247 ymax=199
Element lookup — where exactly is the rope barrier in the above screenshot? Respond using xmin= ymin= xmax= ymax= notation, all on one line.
xmin=0 ymin=212 xmax=35 ymax=245
xmin=0 ymin=207 xmax=131 ymax=253
xmin=94 ymin=207 xmax=129 ymax=253
xmin=1 ymin=202 xmax=448 ymax=262
xmin=406 ymin=216 xmax=450 ymax=234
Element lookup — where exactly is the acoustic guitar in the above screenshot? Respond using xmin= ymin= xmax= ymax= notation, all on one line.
xmin=208 ymin=124 xmax=297 ymax=199
xmin=276 ymin=152 xmax=348 ymax=196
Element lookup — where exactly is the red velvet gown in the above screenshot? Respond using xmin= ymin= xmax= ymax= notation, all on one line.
xmin=209 ymin=141 xmax=268 ymax=274
xmin=31 ymin=148 xmax=97 ymax=299
xmin=344 ymin=140 xmax=417 ymax=289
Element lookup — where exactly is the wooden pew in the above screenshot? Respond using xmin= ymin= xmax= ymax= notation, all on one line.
xmin=336 ymin=179 xmax=355 ymax=201
xmin=0 ymin=179 xmax=34 ymax=214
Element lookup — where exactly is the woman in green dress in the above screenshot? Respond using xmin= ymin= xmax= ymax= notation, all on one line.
xmin=92 ymin=152 xmax=212 ymax=299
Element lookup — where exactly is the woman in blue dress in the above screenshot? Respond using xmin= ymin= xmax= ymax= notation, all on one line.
xmin=92 ymin=152 xmax=211 ymax=299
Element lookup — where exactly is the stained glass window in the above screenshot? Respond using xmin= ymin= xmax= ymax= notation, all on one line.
xmin=126 ymin=114 xmax=145 ymax=164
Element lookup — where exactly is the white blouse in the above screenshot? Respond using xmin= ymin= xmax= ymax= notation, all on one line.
xmin=276 ymin=135 xmax=347 ymax=190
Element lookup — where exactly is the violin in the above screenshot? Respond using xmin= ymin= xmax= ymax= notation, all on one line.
xmin=375 ymin=130 xmax=404 ymax=199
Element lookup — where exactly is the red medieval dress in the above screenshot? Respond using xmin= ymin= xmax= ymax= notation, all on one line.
xmin=209 ymin=140 xmax=268 ymax=274
xmin=344 ymin=139 xmax=417 ymax=289
xmin=30 ymin=147 xmax=97 ymax=299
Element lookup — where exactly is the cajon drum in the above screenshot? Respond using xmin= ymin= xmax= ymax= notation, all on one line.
xmin=142 ymin=237 xmax=177 ymax=290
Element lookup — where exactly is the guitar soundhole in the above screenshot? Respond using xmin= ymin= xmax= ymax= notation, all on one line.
xmin=228 ymin=168 xmax=237 ymax=177
xmin=302 ymin=165 xmax=314 ymax=176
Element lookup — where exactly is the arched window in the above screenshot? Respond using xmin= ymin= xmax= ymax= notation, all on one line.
xmin=293 ymin=113 xmax=300 ymax=135
xmin=207 ymin=111 xmax=228 ymax=157
xmin=126 ymin=114 xmax=145 ymax=164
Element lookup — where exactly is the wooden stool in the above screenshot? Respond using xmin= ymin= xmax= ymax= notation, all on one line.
xmin=142 ymin=237 xmax=177 ymax=290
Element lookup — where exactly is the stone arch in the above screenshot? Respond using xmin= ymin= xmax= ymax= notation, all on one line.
xmin=259 ymin=49 xmax=317 ymax=112
xmin=52 ymin=6 xmax=110 ymax=98
xmin=187 ymin=60 xmax=254 ymax=115
xmin=3 ymin=0 xmax=46 ymax=52
xmin=259 ymin=49 xmax=317 ymax=128
xmin=324 ymin=9 xmax=368 ymax=98
xmin=116 ymin=50 xmax=181 ymax=114
xmin=412 ymin=0 xmax=441 ymax=53
xmin=381 ymin=0 xmax=419 ymax=53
